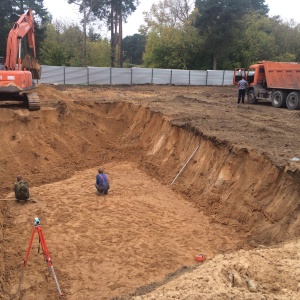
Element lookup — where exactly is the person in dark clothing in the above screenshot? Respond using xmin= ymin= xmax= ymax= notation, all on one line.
xmin=14 ymin=175 xmax=30 ymax=201
xmin=237 ymin=78 xmax=248 ymax=104
xmin=95 ymin=168 xmax=110 ymax=195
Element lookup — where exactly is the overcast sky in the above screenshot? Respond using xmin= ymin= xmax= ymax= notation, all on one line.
xmin=43 ymin=0 xmax=300 ymax=37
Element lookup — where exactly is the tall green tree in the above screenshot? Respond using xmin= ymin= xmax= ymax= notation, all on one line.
xmin=229 ymin=14 xmax=300 ymax=69
xmin=0 ymin=0 xmax=15 ymax=58
xmin=12 ymin=1 xmax=49 ymax=59
xmin=140 ymin=0 xmax=194 ymax=34
xmin=11 ymin=0 xmax=48 ymax=20
xmin=86 ymin=38 xmax=111 ymax=66
xmin=230 ymin=12 xmax=275 ymax=68
xmin=122 ymin=34 xmax=146 ymax=65
xmin=67 ymin=0 xmax=101 ymax=66
xmin=0 ymin=0 xmax=49 ymax=59
xmin=88 ymin=0 xmax=139 ymax=67
xmin=143 ymin=25 xmax=203 ymax=69
xmin=269 ymin=17 xmax=300 ymax=62
xmin=39 ymin=21 xmax=111 ymax=66
xmin=194 ymin=0 xmax=269 ymax=69
xmin=141 ymin=0 xmax=202 ymax=69
xmin=39 ymin=21 xmax=83 ymax=66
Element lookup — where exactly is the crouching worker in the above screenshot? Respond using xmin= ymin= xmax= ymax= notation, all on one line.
xmin=95 ymin=168 xmax=110 ymax=195
xmin=14 ymin=175 xmax=30 ymax=201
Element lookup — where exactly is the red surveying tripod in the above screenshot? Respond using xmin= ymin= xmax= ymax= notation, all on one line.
xmin=18 ymin=217 xmax=63 ymax=296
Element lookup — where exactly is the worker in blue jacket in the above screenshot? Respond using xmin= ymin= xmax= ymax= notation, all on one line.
xmin=95 ymin=168 xmax=110 ymax=195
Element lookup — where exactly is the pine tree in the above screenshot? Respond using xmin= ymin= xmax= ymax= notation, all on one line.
xmin=194 ymin=0 xmax=269 ymax=69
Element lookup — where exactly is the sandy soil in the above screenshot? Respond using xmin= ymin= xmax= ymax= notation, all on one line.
xmin=0 ymin=84 xmax=300 ymax=300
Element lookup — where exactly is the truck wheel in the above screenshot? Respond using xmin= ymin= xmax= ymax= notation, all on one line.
xmin=286 ymin=91 xmax=300 ymax=110
xmin=248 ymin=89 xmax=257 ymax=104
xmin=271 ymin=90 xmax=287 ymax=108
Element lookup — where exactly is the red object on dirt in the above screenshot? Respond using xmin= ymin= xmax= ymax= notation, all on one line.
xmin=195 ymin=253 xmax=205 ymax=262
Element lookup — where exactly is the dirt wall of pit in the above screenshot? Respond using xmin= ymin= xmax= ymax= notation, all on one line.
xmin=1 ymin=100 xmax=300 ymax=293
xmin=114 ymin=103 xmax=300 ymax=245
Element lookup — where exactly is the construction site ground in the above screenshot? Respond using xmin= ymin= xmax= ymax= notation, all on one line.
xmin=0 ymin=84 xmax=300 ymax=300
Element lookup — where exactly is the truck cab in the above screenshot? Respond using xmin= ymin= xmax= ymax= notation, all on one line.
xmin=247 ymin=63 xmax=267 ymax=86
xmin=246 ymin=63 xmax=270 ymax=104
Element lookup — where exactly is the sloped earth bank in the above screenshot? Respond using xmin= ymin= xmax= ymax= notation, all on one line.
xmin=0 ymin=84 xmax=299 ymax=299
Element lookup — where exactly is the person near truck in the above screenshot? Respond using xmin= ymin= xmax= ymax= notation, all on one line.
xmin=95 ymin=168 xmax=110 ymax=195
xmin=237 ymin=77 xmax=248 ymax=105
xmin=14 ymin=175 xmax=30 ymax=201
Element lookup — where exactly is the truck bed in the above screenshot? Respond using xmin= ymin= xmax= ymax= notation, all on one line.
xmin=264 ymin=61 xmax=300 ymax=90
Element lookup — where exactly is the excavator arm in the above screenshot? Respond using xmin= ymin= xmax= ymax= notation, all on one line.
xmin=0 ymin=8 xmax=41 ymax=110
xmin=4 ymin=8 xmax=40 ymax=79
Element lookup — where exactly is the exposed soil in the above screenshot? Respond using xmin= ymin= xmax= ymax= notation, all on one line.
xmin=0 ymin=84 xmax=300 ymax=300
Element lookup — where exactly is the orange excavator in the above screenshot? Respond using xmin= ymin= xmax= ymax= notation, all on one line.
xmin=0 ymin=8 xmax=41 ymax=110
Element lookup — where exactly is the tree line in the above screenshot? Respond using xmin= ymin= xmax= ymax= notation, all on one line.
xmin=1 ymin=0 xmax=300 ymax=70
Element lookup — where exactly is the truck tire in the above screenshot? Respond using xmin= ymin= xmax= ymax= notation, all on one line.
xmin=248 ymin=89 xmax=257 ymax=104
xmin=286 ymin=91 xmax=300 ymax=110
xmin=271 ymin=90 xmax=287 ymax=108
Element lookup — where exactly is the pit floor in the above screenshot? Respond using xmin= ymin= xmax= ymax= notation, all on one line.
xmin=4 ymin=161 xmax=241 ymax=299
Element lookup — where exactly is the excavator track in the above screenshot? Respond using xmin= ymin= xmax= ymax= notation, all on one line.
xmin=26 ymin=92 xmax=40 ymax=111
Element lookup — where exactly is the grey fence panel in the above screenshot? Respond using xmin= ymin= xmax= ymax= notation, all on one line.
xmin=39 ymin=65 xmax=234 ymax=86
xmin=88 ymin=67 xmax=111 ymax=85
xmin=224 ymin=70 xmax=234 ymax=85
xmin=153 ymin=69 xmax=172 ymax=85
xmin=171 ymin=69 xmax=190 ymax=85
xmin=132 ymin=68 xmax=152 ymax=84
xmin=39 ymin=66 xmax=65 ymax=84
xmin=65 ymin=67 xmax=88 ymax=85
xmin=111 ymin=68 xmax=132 ymax=84
xmin=207 ymin=70 xmax=225 ymax=85
xmin=190 ymin=70 xmax=208 ymax=85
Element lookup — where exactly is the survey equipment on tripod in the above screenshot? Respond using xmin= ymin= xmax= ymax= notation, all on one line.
xmin=18 ymin=217 xmax=63 ymax=296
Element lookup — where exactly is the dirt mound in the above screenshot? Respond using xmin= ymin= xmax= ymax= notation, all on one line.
xmin=0 ymin=84 xmax=299 ymax=299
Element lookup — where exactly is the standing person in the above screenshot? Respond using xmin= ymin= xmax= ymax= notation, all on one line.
xmin=14 ymin=175 xmax=30 ymax=201
xmin=95 ymin=168 xmax=110 ymax=195
xmin=237 ymin=77 xmax=248 ymax=105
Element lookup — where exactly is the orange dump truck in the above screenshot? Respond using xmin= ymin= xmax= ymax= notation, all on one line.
xmin=233 ymin=61 xmax=300 ymax=110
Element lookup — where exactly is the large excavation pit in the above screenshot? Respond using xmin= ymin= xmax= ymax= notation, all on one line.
xmin=1 ymin=85 xmax=300 ymax=299
xmin=3 ymin=163 xmax=242 ymax=299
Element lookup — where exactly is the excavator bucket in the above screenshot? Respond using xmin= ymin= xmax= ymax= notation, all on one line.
xmin=22 ymin=54 xmax=42 ymax=80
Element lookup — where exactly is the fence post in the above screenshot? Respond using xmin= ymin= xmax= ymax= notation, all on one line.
xmin=170 ymin=69 xmax=173 ymax=85
xmin=222 ymin=70 xmax=225 ymax=85
xmin=206 ymin=70 xmax=208 ymax=85
xmin=64 ymin=67 xmax=66 ymax=85
xmin=110 ymin=68 xmax=112 ymax=85
xmin=151 ymin=68 xmax=153 ymax=84
xmin=87 ymin=67 xmax=89 ymax=85
xmin=131 ymin=68 xmax=133 ymax=85
xmin=189 ymin=70 xmax=191 ymax=86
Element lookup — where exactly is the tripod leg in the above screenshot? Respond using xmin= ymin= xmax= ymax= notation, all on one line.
xmin=17 ymin=269 xmax=25 ymax=295
xmin=37 ymin=226 xmax=63 ymax=296
xmin=18 ymin=226 xmax=37 ymax=295
xmin=50 ymin=265 xmax=63 ymax=296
